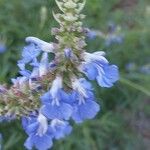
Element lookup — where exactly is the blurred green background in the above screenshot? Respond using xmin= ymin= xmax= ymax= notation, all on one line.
xmin=0 ymin=0 xmax=150 ymax=149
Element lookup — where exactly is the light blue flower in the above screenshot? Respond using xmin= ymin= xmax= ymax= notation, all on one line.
xmin=72 ymin=99 xmax=100 ymax=123
xmin=105 ymin=34 xmax=123 ymax=47
xmin=139 ymin=64 xmax=150 ymax=75
xmin=80 ymin=52 xmax=119 ymax=88
xmin=22 ymin=114 xmax=53 ymax=150
xmin=86 ymin=30 xmax=97 ymax=40
xmin=21 ymin=43 xmax=41 ymax=64
xmin=41 ymin=76 xmax=73 ymax=120
xmin=22 ymin=113 xmax=72 ymax=150
xmin=50 ymin=119 xmax=72 ymax=139
xmin=18 ymin=50 xmax=53 ymax=79
xmin=71 ymin=78 xmax=100 ymax=123
xmin=20 ymin=37 xmax=54 ymax=64
xmin=105 ymin=22 xmax=124 ymax=47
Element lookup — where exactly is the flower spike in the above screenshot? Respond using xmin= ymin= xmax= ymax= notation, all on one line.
xmin=0 ymin=0 xmax=119 ymax=149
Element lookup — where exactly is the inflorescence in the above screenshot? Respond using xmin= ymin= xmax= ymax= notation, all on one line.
xmin=0 ymin=0 xmax=119 ymax=149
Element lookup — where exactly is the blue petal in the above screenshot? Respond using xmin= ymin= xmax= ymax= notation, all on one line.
xmin=104 ymin=65 xmax=119 ymax=82
xmin=41 ymin=103 xmax=72 ymax=120
xmin=24 ymin=135 xmax=34 ymax=150
xmin=79 ymin=78 xmax=93 ymax=91
xmin=22 ymin=116 xmax=38 ymax=135
xmin=17 ymin=61 xmax=25 ymax=70
xmin=96 ymin=65 xmax=119 ymax=88
xmin=86 ymin=30 xmax=97 ymax=40
xmin=62 ymin=90 xmax=79 ymax=104
xmin=19 ymin=70 xmax=31 ymax=77
xmin=58 ymin=90 xmax=76 ymax=104
xmin=26 ymin=122 xmax=39 ymax=135
xmin=96 ymin=75 xmax=113 ymax=87
xmin=33 ymin=134 xmax=53 ymax=150
xmin=52 ymin=122 xmax=72 ymax=139
xmin=72 ymin=100 xmax=100 ymax=123
xmin=83 ymin=63 xmax=97 ymax=80
xmin=21 ymin=43 xmax=41 ymax=63
xmin=40 ymin=92 xmax=52 ymax=104
xmin=22 ymin=117 xmax=29 ymax=130
xmin=86 ymin=91 xmax=95 ymax=100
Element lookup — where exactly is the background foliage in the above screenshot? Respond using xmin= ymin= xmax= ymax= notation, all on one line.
xmin=0 ymin=0 xmax=150 ymax=149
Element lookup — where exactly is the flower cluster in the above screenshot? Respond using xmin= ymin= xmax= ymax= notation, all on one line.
xmin=0 ymin=0 xmax=119 ymax=149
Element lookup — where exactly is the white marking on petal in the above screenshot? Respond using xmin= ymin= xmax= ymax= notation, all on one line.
xmin=37 ymin=113 xmax=48 ymax=137
xmin=51 ymin=119 xmax=65 ymax=129
xmin=50 ymin=76 xmax=62 ymax=105
xmin=72 ymin=78 xmax=87 ymax=98
xmin=31 ymin=67 xmax=39 ymax=78
xmin=39 ymin=52 xmax=49 ymax=77
xmin=83 ymin=52 xmax=108 ymax=63
xmin=95 ymin=64 xmax=105 ymax=75
xmin=93 ymin=51 xmax=106 ymax=56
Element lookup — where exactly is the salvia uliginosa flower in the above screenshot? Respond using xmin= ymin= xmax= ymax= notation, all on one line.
xmin=41 ymin=76 xmax=73 ymax=120
xmin=22 ymin=114 xmax=53 ymax=150
xmin=0 ymin=0 xmax=119 ymax=149
xmin=71 ymin=78 xmax=100 ymax=123
xmin=79 ymin=51 xmax=119 ymax=87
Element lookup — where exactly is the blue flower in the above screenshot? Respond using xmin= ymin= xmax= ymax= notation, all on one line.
xmin=104 ymin=22 xmax=124 ymax=47
xmin=80 ymin=52 xmax=119 ymax=88
xmin=22 ymin=114 xmax=53 ymax=150
xmin=139 ymin=64 xmax=150 ymax=75
xmin=41 ymin=76 xmax=73 ymax=120
xmin=50 ymin=119 xmax=72 ymax=139
xmin=20 ymin=37 xmax=54 ymax=64
xmin=71 ymin=78 xmax=100 ymax=123
xmin=21 ymin=43 xmax=41 ymax=64
xmin=72 ymin=99 xmax=100 ymax=123
xmin=86 ymin=30 xmax=97 ymax=40
xmin=18 ymin=50 xmax=53 ymax=79
xmin=105 ymin=34 xmax=123 ymax=47
xmin=22 ymin=113 xmax=73 ymax=150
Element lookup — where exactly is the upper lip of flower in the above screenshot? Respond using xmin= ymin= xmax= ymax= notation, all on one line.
xmin=49 ymin=76 xmax=63 ymax=105
xmin=83 ymin=52 xmax=107 ymax=62
xmin=25 ymin=36 xmax=54 ymax=53
xmin=37 ymin=113 xmax=48 ymax=136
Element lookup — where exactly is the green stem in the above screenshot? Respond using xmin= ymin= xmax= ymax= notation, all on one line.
xmin=120 ymin=77 xmax=150 ymax=97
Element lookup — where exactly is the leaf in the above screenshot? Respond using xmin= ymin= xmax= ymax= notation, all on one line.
xmin=55 ymin=0 xmax=66 ymax=13
xmin=52 ymin=11 xmax=62 ymax=24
